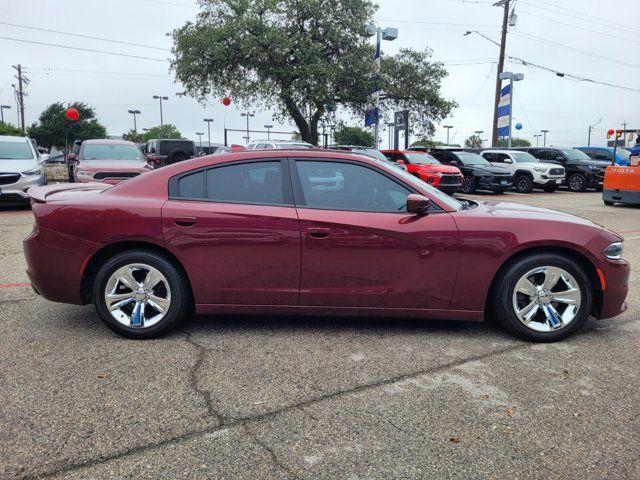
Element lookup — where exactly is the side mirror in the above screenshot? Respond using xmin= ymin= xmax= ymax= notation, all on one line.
xmin=406 ymin=194 xmax=431 ymax=215
xmin=396 ymin=159 xmax=406 ymax=165
xmin=503 ymin=158 xmax=513 ymax=164
xmin=66 ymin=152 xmax=77 ymax=163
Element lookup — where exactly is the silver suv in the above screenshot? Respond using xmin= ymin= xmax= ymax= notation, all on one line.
xmin=0 ymin=135 xmax=47 ymax=205
xmin=481 ymin=149 xmax=565 ymax=193
xmin=247 ymin=139 xmax=314 ymax=150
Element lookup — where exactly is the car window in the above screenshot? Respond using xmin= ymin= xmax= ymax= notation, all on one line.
xmin=482 ymin=152 xmax=495 ymax=161
xmin=295 ymin=160 xmax=411 ymax=212
xmin=81 ymin=144 xmax=142 ymax=160
xmin=177 ymin=171 xmax=205 ymax=198
xmin=496 ymin=153 xmax=511 ymax=161
xmin=455 ymin=152 xmax=490 ymax=165
xmin=0 ymin=140 xmax=34 ymax=159
xmin=206 ymin=161 xmax=283 ymax=205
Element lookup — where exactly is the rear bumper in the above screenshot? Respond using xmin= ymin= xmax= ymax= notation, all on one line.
xmin=598 ymin=258 xmax=630 ymax=319
xmin=603 ymin=188 xmax=640 ymax=205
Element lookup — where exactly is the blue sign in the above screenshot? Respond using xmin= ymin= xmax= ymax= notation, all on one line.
xmin=365 ymin=108 xmax=378 ymax=127
xmin=497 ymin=84 xmax=511 ymax=137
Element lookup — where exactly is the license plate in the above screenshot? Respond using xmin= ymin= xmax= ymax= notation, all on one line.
xmin=500 ymin=179 xmax=508 ymax=185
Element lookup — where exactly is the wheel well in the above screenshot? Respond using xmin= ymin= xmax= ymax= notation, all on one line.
xmin=514 ymin=170 xmax=533 ymax=179
xmin=485 ymin=246 xmax=603 ymax=318
xmin=80 ymin=241 xmax=194 ymax=306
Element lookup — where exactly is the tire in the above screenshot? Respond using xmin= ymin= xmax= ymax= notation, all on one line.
xmin=514 ymin=174 xmax=534 ymax=193
xmin=542 ymin=184 xmax=558 ymax=192
xmin=604 ymin=200 xmax=615 ymax=206
xmin=93 ymin=250 xmax=191 ymax=339
xmin=461 ymin=176 xmax=476 ymax=194
xmin=491 ymin=253 xmax=593 ymax=342
xmin=567 ymin=173 xmax=587 ymax=192
xmin=491 ymin=189 xmax=506 ymax=194
xmin=166 ymin=149 xmax=188 ymax=165
xmin=594 ymin=185 xmax=603 ymax=192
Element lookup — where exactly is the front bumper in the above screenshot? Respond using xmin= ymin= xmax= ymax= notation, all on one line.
xmin=534 ymin=175 xmax=565 ymax=186
xmin=598 ymin=258 xmax=630 ymax=319
xmin=587 ymin=170 xmax=605 ymax=187
xmin=0 ymin=173 xmax=44 ymax=204
xmin=477 ymin=175 xmax=513 ymax=191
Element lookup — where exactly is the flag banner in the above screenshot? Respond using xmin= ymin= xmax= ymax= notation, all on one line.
xmin=497 ymin=83 xmax=511 ymax=137
xmin=365 ymin=108 xmax=378 ymax=127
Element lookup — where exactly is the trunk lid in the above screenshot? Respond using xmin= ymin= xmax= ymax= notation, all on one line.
xmin=28 ymin=182 xmax=111 ymax=203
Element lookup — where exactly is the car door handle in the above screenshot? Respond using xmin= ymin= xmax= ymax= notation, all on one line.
xmin=173 ymin=216 xmax=196 ymax=227
xmin=307 ymin=228 xmax=331 ymax=239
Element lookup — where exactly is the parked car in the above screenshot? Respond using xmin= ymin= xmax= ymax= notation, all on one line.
xmin=514 ymin=147 xmax=608 ymax=192
xmin=428 ymin=148 xmax=513 ymax=194
xmin=146 ymin=139 xmax=196 ymax=166
xmin=575 ymin=146 xmax=631 ymax=166
xmin=328 ymin=145 xmax=407 ymax=171
xmin=68 ymin=139 xmax=153 ymax=185
xmin=381 ymin=149 xmax=463 ymax=194
xmin=0 ymin=135 xmax=47 ymax=205
xmin=247 ymin=139 xmax=314 ymax=150
xmin=480 ymin=149 xmax=565 ymax=193
xmin=24 ymin=150 xmax=629 ymax=342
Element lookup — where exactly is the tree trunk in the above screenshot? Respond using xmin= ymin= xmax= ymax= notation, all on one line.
xmin=282 ymin=95 xmax=324 ymax=146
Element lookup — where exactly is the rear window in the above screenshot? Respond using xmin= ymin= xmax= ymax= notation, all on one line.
xmin=82 ymin=144 xmax=142 ymax=161
xmin=404 ymin=153 xmax=439 ymax=164
xmin=0 ymin=140 xmax=33 ymax=159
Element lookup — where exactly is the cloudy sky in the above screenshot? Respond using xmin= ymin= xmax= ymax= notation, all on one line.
xmin=1 ymin=0 xmax=639 ymax=148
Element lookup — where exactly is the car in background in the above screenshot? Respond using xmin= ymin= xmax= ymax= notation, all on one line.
xmin=428 ymin=148 xmax=513 ymax=194
xmin=575 ymin=146 xmax=630 ymax=166
xmin=247 ymin=139 xmax=314 ymax=150
xmin=68 ymin=139 xmax=152 ymax=184
xmin=24 ymin=150 xmax=629 ymax=342
xmin=146 ymin=139 xmax=196 ymax=166
xmin=381 ymin=149 xmax=463 ymax=194
xmin=515 ymin=147 xmax=608 ymax=192
xmin=328 ymin=145 xmax=407 ymax=171
xmin=481 ymin=149 xmax=565 ymax=193
xmin=0 ymin=135 xmax=47 ymax=205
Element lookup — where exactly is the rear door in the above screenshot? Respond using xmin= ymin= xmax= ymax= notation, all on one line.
xmin=162 ymin=159 xmax=301 ymax=305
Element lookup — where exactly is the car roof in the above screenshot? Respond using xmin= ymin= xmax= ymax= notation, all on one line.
xmin=381 ymin=149 xmax=429 ymax=154
xmin=83 ymin=139 xmax=136 ymax=146
xmin=575 ymin=146 xmax=611 ymax=150
xmin=0 ymin=135 xmax=29 ymax=143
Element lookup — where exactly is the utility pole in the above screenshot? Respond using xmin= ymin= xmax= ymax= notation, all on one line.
xmin=444 ymin=125 xmax=453 ymax=145
xmin=491 ymin=0 xmax=510 ymax=147
xmin=621 ymin=121 xmax=627 ymax=147
xmin=587 ymin=119 xmax=601 ymax=147
xmin=12 ymin=65 xmax=27 ymax=133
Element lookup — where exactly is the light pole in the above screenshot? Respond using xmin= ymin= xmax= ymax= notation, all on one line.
xmin=444 ymin=125 xmax=453 ymax=145
xmin=534 ymin=134 xmax=542 ymax=146
xmin=365 ymin=24 xmax=398 ymax=149
xmin=587 ymin=119 xmax=601 ymax=146
xmin=152 ymin=95 xmax=168 ymax=134
xmin=264 ymin=124 xmax=273 ymax=140
xmin=127 ymin=109 xmax=141 ymax=138
xmin=241 ymin=112 xmax=255 ymax=144
xmin=541 ymin=129 xmax=549 ymax=147
xmin=203 ymin=118 xmax=213 ymax=149
xmin=474 ymin=130 xmax=483 ymax=148
xmin=498 ymin=71 xmax=524 ymax=148
xmin=0 ymin=105 xmax=11 ymax=123
xmin=196 ymin=132 xmax=204 ymax=149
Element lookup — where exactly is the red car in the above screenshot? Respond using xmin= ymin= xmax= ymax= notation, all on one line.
xmin=24 ymin=150 xmax=629 ymax=341
xmin=68 ymin=139 xmax=153 ymax=184
xmin=381 ymin=149 xmax=463 ymax=194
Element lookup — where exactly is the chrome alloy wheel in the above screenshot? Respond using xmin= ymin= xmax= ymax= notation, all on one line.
xmin=104 ymin=263 xmax=171 ymax=329
xmin=512 ymin=266 xmax=582 ymax=332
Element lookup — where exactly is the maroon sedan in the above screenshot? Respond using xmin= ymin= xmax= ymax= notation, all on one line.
xmin=24 ymin=151 xmax=629 ymax=341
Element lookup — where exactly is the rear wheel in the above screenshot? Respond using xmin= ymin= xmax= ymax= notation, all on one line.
xmin=514 ymin=174 xmax=534 ymax=193
xmin=492 ymin=253 xmax=592 ymax=342
xmin=567 ymin=173 xmax=587 ymax=192
xmin=93 ymin=251 xmax=191 ymax=339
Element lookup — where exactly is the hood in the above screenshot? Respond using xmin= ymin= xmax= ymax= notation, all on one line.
xmin=582 ymin=159 xmax=610 ymax=168
xmin=477 ymin=200 xmax=600 ymax=228
xmin=469 ymin=164 xmax=511 ymax=175
xmin=0 ymin=159 xmax=40 ymax=173
xmin=414 ymin=164 xmax=461 ymax=174
xmin=536 ymin=162 xmax=564 ymax=170
xmin=78 ymin=159 xmax=150 ymax=171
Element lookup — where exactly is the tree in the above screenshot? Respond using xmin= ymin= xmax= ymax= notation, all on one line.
xmin=464 ymin=135 xmax=483 ymax=148
xmin=135 ymin=124 xmax=183 ymax=143
xmin=27 ymin=102 xmax=107 ymax=149
xmin=0 ymin=122 xmax=22 ymax=136
xmin=122 ymin=129 xmax=143 ymax=143
xmin=498 ymin=137 xmax=531 ymax=147
xmin=171 ymin=0 xmax=455 ymax=146
xmin=411 ymin=138 xmax=460 ymax=148
xmin=333 ymin=126 xmax=374 ymax=147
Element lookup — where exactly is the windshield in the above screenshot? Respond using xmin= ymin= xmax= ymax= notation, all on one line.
xmin=456 ymin=152 xmax=490 ymax=165
xmin=349 ymin=148 xmax=389 ymax=162
xmin=405 ymin=153 xmax=439 ymax=164
xmin=558 ymin=148 xmax=591 ymax=161
xmin=81 ymin=144 xmax=142 ymax=161
xmin=510 ymin=151 xmax=538 ymax=163
xmin=0 ymin=140 xmax=34 ymax=159
xmin=617 ymin=149 xmax=631 ymax=161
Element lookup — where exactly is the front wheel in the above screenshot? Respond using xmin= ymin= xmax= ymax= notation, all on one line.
xmin=492 ymin=253 xmax=593 ymax=342
xmin=461 ymin=176 xmax=476 ymax=194
xmin=514 ymin=174 xmax=534 ymax=193
xmin=93 ymin=251 xmax=191 ymax=339
xmin=567 ymin=173 xmax=587 ymax=192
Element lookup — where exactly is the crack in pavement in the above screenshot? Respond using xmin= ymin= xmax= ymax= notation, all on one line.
xmin=242 ymin=424 xmax=301 ymax=479
xmin=32 ymin=341 xmax=530 ymax=479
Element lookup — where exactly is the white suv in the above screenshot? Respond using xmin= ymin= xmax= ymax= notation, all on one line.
xmin=481 ymin=149 xmax=565 ymax=193
xmin=247 ymin=139 xmax=314 ymax=150
xmin=0 ymin=135 xmax=47 ymax=206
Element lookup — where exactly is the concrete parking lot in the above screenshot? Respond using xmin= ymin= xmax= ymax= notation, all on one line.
xmin=1 ymin=191 xmax=638 ymax=479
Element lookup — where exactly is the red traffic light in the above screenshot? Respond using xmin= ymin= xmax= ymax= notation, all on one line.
xmin=222 ymin=97 xmax=231 ymax=106
xmin=65 ymin=108 xmax=79 ymax=121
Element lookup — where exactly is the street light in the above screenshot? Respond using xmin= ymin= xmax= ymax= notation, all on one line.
xmin=474 ymin=130 xmax=483 ymax=148
xmin=533 ymin=134 xmax=542 ymax=147
xmin=127 ymin=109 xmax=141 ymax=137
xmin=196 ymin=132 xmax=204 ymax=149
xmin=541 ymin=129 xmax=549 ymax=147
xmin=365 ymin=24 xmax=398 ymax=149
xmin=588 ymin=119 xmax=601 ymax=146
xmin=0 ymin=105 xmax=11 ymax=123
xmin=152 ymin=95 xmax=168 ymax=134
xmin=240 ymin=112 xmax=255 ymax=144
xmin=203 ymin=118 xmax=214 ymax=149
xmin=498 ymin=71 xmax=524 ymax=148
xmin=444 ymin=125 xmax=453 ymax=145
xmin=264 ymin=124 xmax=273 ymax=140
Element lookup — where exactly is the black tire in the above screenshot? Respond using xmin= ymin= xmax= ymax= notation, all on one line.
xmin=542 ymin=184 xmax=558 ymax=192
xmin=604 ymin=200 xmax=615 ymax=206
xmin=491 ymin=253 xmax=593 ymax=342
xmin=461 ymin=176 xmax=476 ymax=194
xmin=93 ymin=250 xmax=191 ymax=339
xmin=491 ymin=189 xmax=506 ymax=194
xmin=166 ymin=149 xmax=189 ymax=165
xmin=567 ymin=173 xmax=587 ymax=192
xmin=594 ymin=185 xmax=603 ymax=192
xmin=514 ymin=174 xmax=534 ymax=193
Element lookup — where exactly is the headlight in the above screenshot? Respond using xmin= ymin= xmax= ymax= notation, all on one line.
xmin=22 ymin=168 xmax=42 ymax=176
xmin=603 ymin=241 xmax=623 ymax=260
xmin=76 ymin=170 xmax=94 ymax=178
xmin=533 ymin=166 xmax=547 ymax=173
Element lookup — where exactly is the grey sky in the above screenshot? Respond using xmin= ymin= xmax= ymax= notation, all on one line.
xmin=1 ymin=0 xmax=639 ymax=148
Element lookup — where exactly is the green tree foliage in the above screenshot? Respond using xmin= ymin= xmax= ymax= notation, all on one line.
xmin=122 ymin=129 xmax=143 ymax=143
xmin=333 ymin=126 xmax=375 ymax=147
xmin=27 ymin=102 xmax=107 ymax=149
xmin=464 ymin=134 xmax=483 ymax=148
xmin=0 ymin=122 xmax=23 ymax=136
xmin=135 ymin=124 xmax=183 ymax=143
xmin=411 ymin=138 xmax=460 ymax=148
xmin=171 ymin=0 xmax=455 ymax=145
xmin=498 ymin=137 xmax=531 ymax=147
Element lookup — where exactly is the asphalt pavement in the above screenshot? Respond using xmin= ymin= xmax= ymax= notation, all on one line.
xmin=1 ymin=191 xmax=638 ymax=479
